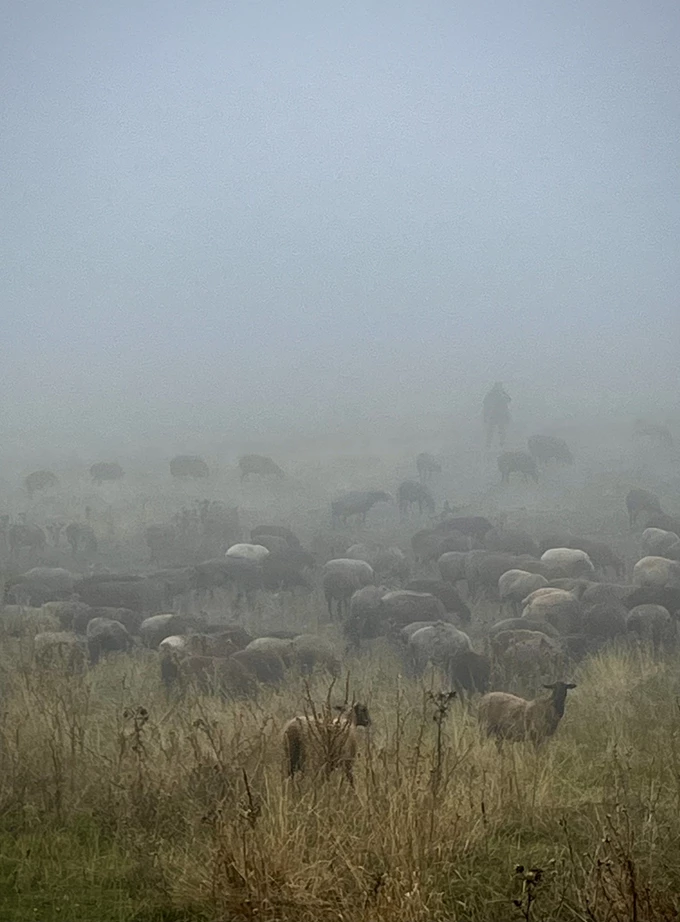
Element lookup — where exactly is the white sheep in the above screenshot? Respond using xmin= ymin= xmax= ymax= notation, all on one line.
xmin=498 ymin=569 xmax=549 ymax=615
xmin=522 ymin=588 xmax=583 ymax=634
xmin=282 ymin=702 xmax=371 ymax=785
xmin=640 ymin=528 xmax=680 ymax=558
xmin=477 ymin=681 xmax=576 ymax=744
xmin=540 ymin=548 xmax=595 ymax=579
xmin=633 ymin=556 xmax=680 ymax=590
xmin=226 ymin=543 xmax=270 ymax=562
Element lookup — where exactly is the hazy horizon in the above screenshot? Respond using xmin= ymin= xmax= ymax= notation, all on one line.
xmin=3 ymin=1 xmax=679 ymax=460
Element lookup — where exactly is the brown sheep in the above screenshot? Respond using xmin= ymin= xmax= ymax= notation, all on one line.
xmin=477 ymin=681 xmax=576 ymax=745
xmin=282 ymin=702 xmax=371 ymax=785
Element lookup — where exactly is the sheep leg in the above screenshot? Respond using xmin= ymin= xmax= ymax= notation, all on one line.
xmin=286 ymin=734 xmax=304 ymax=777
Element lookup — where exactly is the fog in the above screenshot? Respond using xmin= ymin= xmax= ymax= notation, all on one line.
xmin=2 ymin=1 xmax=679 ymax=465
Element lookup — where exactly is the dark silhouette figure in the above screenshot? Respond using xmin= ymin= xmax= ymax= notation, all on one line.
xmin=483 ymin=382 xmax=511 ymax=449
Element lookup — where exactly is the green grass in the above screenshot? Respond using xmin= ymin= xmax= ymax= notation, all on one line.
xmin=2 ymin=622 xmax=680 ymax=922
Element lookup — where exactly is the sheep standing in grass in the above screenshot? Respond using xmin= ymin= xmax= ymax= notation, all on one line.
xmin=282 ymin=702 xmax=371 ymax=785
xmin=626 ymin=489 xmax=663 ymax=528
xmin=633 ymin=556 xmax=680 ymax=590
xmin=478 ymin=681 xmax=576 ymax=745
xmin=499 ymin=569 xmax=549 ymax=615
xmin=540 ymin=548 xmax=595 ymax=579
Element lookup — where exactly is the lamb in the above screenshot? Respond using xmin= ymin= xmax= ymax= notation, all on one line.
xmin=477 ymin=681 xmax=576 ymax=745
xmin=397 ymin=481 xmax=435 ymax=516
xmin=322 ymin=558 xmax=374 ymax=619
xmin=498 ymin=451 xmax=538 ymax=484
xmin=282 ymin=702 xmax=371 ymax=785
xmin=238 ymin=454 xmax=285 ymax=481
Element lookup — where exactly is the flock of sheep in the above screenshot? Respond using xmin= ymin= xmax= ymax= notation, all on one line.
xmin=2 ymin=426 xmax=680 ymax=785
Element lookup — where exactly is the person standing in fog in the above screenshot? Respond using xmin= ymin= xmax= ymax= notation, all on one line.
xmin=483 ymin=382 xmax=511 ymax=449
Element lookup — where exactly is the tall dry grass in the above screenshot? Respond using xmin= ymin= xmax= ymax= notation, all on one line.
xmin=1 ymin=611 xmax=680 ymax=921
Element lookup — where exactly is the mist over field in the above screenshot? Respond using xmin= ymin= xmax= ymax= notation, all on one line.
xmin=2 ymin=0 xmax=679 ymax=473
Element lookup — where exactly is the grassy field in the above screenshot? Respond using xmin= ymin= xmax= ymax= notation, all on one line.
xmin=1 ymin=597 xmax=680 ymax=922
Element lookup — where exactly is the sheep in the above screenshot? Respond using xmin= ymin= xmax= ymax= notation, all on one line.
xmin=169 ymin=653 xmax=258 ymax=698
xmin=405 ymin=578 xmax=471 ymax=624
xmin=5 ymin=567 xmax=77 ymax=606
xmin=397 ymin=481 xmax=435 ymax=516
xmin=244 ymin=636 xmax=296 ymax=666
xmin=408 ymin=621 xmax=473 ymax=678
xmin=541 ymin=536 xmax=624 ymax=577
xmin=499 ymin=569 xmax=549 ymax=615
xmin=498 ymin=451 xmax=538 ymax=484
xmin=522 ymin=588 xmax=583 ymax=634
xmin=282 ymin=702 xmax=371 ymax=785
xmin=581 ymin=601 xmax=627 ymax=645
xmin=437 ymin=551 xmax=469 ymax=587
xmin=491 ymin=630 xmax=564 ymax=689
xmin=24 ymin=470 xmax=59 ymax=497
xmin=90 ymin=461 xmax=124 ymax=483
xmin=379 ymin=591 xmax=448 ymax=629
xmin=626 ymin=488 xmax=663 ymax=528
xmin=626 ymin=604 xmax=674 ymax=649
xmin=477 ymin=681 xmax=576 ymax=745
xmin=465 ymin=552 xmax=546 ymax=599
xmin=33 ymin=631 xmax=87 ymax=674
xmin=86 ymin=617 xmax=133 ymax=664
xmin=226 ymin=543 xmax=271 ymax=563
xmin=549 ymin=578 xmax=596 ymax=598
xmin=331 ymin=491 xmax=391 ymax=527
xmin=250 ymin=524 xmax=302 ymax=549
xmin=434 ymin=516 xmax=493 ymax=542
xmin=239 ymin=454 xmax=285 ymax=481
xmin=485 ymin=528 xmax=539 ymax=557
xmin=323 ymin=558 xmax=374 ymax=619
xmin=416 ymin=452 xmax=441 ymax=482
xmin=292 ymin=634 xmax=342 ymax=677
xmin=413 ymin=529 xmax=469 ymax=564
xmin=641 ymin=528 xmax=680 ymax=559
xmin=527 ymin=434 xmax=573 ymax=466
xmin=540 ymin=548 xmax=595 ymax=579
xmin=345 ymin=544 xmax=409 ymax=582
xmin=232 ymin=648 xmax=287 ymax=685
xmin=489 ymin=617 xmax=561 ymax=640
xmin=169 ymin=455 xmax=209 ymax=479
xmin=633 ymin=556 xmax=680 ymax=590
xmin=344 ymin=585 xmax=390 ymax=648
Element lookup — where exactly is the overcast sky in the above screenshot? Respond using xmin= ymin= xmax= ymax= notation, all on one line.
xmin=2 ymin=0 xmax=679 ymax=452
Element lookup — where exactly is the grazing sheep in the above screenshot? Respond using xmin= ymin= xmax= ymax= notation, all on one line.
xmin=86 ymin=617 xmax=133 ymax=664
xmin=231 ymin=648 xmax=286 ymax=685
xmin=626 ymin=489 xmax=663 ymax=528
xmin=550 ymin=578 xmax=597 ymax=599
xmin=492 ymin=629 xmax=564 ymax=687
xmin=226 ymin=542 xmax=270 ymax=563
xmin=24 ymin=470 xmax=59 ymax=497
xmin=627 ymin=604 xmax=674 ymax=649
xmin=489 ymin=617 xmax=561 ymax=640
xmin=478 ymin=681 xmax=576 ymax=745
xmin=465 ymin=552 xmax=546 ymax=599
xmin=397 ymin=481 xmax=435 ymax=516
xmin=437 ymin=551 xmax=469 ymax=587
xmin=408 ymin=621 xmax=472 ymax=676
xmin=498 ymin=451 xmax=538 ymax=484
xmin=34 ymin=631 xmax=87 ymax=674
xmin=644 ymin=513 xmax=680 ymax=536
xmin=250 ymin=524 xmax=301 ymax=548
xmin=191 ymin=557 xmax=264 ymax=601
xmin=641 ymin=528 xmax=680 ymax=559
xmin=283 ymin=702 xmax=371 ymax=784
xmin=140 ymin=613 xmax=200 ymax=649
xmin=541 ymin=536 xmax=624 ymax=577
xmin=522 ymin=588 xmax=583 ymax=634
xmin=499 ymin=569 xmax=549 ymax=615
xmin=65 ymin=522 xmax=98 ymax=557
xmin=405 ymin=578 xmax=471 ymax=624
xmin=245 ymin=636 xmax=296 ymax=666
xmin=169 ymin=653 xmax=257 ymax=698
xmin=170 ymin=455 xmax=209 ymax=479
xmin=345 ymin=544 xmax=409 ymax=582
xmin=344 ymin=585 xmax=390 ymax=648
xmin=323 ymin=558 xmax=374 ymax=619
xmin=433 ymin=516 xmax=493 ymax=542
xmin=540 ymin=548 xmax=595 ymax=579
xmin=5 ymin=566 xmax=77 ymax=606
xmin=416 ymin=452 xmax=441 ymax=482
xmin=413 ymin=529 xmax=469 ymax=564
xmin=43 ymin=600 xmax=93 ymax=631
xmin=623 ymin=585 xmax=680 ymax=616
xmin=633 ymin=556 xmax=680 ymax=590
xmin=380 ymin=590 xmax=447 ymax=629
xmin=238 ymin=454 xmax=285 ymax=481
xmin=90 ymin=462 xmax=124 ymax=483
xmin=292 ymin=634 xmax=341 ymax=677
xmin=450 ymin=650 xmax=491 ymax=695
xmin=527 ymin=434 xmax=573 ymax=466
xmin=8 ymin=523 xmax=47 ymax=560
xmin=485 ymin=528 xmax=539 ymax=558
xmin=331 ymin=491 xmax=391 ymax=527
xmin=581 ymin=601 xmax=627 ymax=644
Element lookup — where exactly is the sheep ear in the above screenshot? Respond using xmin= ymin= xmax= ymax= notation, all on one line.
xmin=333 ymin=705 xmax=345 ymax=712
xmin=566 ymin=683 xmax=577 ymax=689
xmin=543 ymin=683 xmax=557 ymax=689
